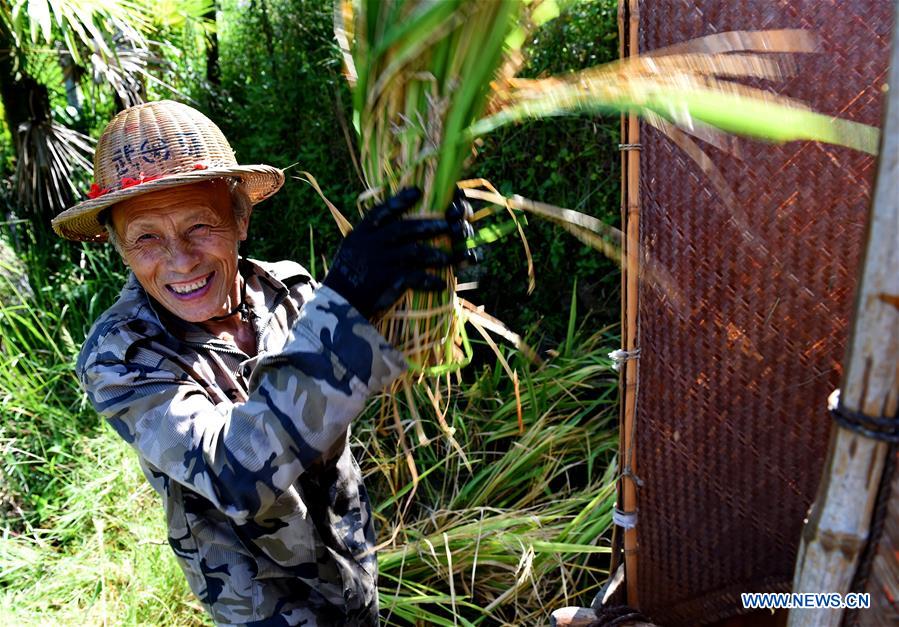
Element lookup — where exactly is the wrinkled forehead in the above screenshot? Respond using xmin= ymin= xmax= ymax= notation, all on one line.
xmin=111 ymin=180 xmax=232 ymax=229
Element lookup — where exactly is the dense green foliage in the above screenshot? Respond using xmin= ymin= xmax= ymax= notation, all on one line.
xmin=471 ymin=1 xmax=620 ymax=338
xmin=211 ymin=0 xmax=358 ymax=267
xmin=0 ymin=0 xmax=622 ymax=623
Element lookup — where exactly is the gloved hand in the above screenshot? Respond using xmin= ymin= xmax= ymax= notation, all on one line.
xmin=323 ymin=187 xmax=477 ymax=320
xmin=447 ymin=188 xmax=480 ymax=266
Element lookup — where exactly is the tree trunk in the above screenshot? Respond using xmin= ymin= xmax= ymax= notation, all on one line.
xmin=206 ymin=1 xmax=221 ymax=86
xmin=0 ymin=22 xmax=51 ymax=157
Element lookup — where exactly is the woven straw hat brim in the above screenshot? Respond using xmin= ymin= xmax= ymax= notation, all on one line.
xmin=51 ymin=165 xmax=284 ymax=242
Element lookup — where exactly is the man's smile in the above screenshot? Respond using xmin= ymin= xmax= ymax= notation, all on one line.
xmin=167 ymin=271 xmax=215 ymax=298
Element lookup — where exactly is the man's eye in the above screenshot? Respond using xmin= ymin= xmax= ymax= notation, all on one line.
xmin=189 ymin=224 xmax=211 ymax=234
xmin=136 ymin=233 xmax=157 ymax=242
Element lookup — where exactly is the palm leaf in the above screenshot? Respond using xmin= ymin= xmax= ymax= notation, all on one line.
xmin=14 ymin=119 xmax=94 ymax=230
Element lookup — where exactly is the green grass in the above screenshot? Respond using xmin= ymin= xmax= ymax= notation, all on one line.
xmin=1 ymin=237 xmax=126 ymax=530
xmin=0 ymin=434 xmax=210 ymax=626
xmin=0 ymin=236 xmax=209 ymax=624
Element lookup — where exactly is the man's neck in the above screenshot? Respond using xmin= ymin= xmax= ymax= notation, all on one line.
xmin=199 ymin=314 xmax=257 ymax=356
xmin=198 ymin=270 xmax=257 ymax=355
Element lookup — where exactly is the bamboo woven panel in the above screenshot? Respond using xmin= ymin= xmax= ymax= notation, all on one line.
xmin=626 ymin=1 xmax=892 ymax=624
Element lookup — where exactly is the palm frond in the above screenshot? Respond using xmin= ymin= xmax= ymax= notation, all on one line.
xmin=85 ymin=32 xmax=175 ymax=107
xmin=14 ymin=118 xmax=94 ymax=228
xmin=8 ymin=0 xmax=153 ymax=64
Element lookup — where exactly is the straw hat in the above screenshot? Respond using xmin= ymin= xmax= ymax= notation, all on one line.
xmin=52 ymin=100 xmax=284 ymax=242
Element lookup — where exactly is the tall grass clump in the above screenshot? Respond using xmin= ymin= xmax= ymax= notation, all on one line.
xmin=0 ymin=230 xmax=125 ymax=529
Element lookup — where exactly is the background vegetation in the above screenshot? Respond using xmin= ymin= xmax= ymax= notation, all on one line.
xmin=0 ymin=0 xmax=621 ymax=624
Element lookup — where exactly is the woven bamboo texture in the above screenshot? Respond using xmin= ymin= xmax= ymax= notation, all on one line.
xmin=622 ymin=1 xmax=892 ymax=624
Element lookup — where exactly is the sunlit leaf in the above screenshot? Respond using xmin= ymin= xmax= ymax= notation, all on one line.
xmin=531 ymin=0 xmax=560 ymax=27
xmin=26 ymin=0 xmax=51 ymax=43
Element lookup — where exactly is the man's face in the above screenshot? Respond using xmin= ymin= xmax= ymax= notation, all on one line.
xmin=111 ymin=181 xmax=249 ymax=323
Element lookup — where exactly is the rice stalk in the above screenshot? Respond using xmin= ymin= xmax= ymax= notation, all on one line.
xmin=336 ymin=0 xmax=518 ymax=378
xmin=480 ymin=27 xmax=878 ymax=153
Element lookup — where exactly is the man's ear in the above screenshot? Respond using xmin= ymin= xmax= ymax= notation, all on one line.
xmin=238 ymin=206 xmax=253 ymax=241
xmin=103 ymin=206 xmax=128 ymax=266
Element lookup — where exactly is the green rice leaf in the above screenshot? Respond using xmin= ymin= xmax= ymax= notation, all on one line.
xmin=467 ymin=53 xmax=879 ymax=154
xmin=644 ymin=87 xmax=880 ymax=154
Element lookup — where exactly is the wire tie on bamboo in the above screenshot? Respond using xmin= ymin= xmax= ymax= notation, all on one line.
xmin=608 ymin=348 xmax=640 ymax=372
xmin=828 ymin=388 xmax=899 ymax=443
xmin=613 ymin=508 xmax=638 ymax=530
xmin=617 ymin=143 xmax=643 ymax=151
xmin=620 ymin=467 xmax=644 ymax=487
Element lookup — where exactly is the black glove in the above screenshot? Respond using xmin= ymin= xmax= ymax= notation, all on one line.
xmin=324 ymin=187 xmax=476 ymax=320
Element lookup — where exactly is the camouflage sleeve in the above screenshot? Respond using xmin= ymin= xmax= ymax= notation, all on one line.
xmin=79 ymin=285 xmax=406 ymax=524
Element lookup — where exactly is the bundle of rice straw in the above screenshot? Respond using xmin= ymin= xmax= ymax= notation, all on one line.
xmin=333 ymin=0 xmax=517 ymax=377
xmin=333 ymin=0 xmax=878 ymax=381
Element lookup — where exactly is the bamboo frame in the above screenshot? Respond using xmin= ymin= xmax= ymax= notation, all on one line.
xmin=609 ymin=0 xmax=626 ymax=584
xmin=788 ymin=2 xmax=899 ymax=623
xmin=620 ymin=0 xmax=642 ymax=608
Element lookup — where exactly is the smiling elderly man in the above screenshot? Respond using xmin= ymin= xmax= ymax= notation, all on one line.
xmin=51 ymin=100 xmax=473 ymax=626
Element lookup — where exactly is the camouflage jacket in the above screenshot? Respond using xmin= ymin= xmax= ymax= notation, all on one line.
xmin=77 ymin=258 xmax=406 ymax=626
